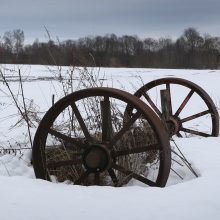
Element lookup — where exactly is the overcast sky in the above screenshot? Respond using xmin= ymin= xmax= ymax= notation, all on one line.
xmin=0 ymin=0 xmax=220 ymax=43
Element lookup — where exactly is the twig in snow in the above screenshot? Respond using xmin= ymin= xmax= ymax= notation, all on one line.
xmin=171 ymin=138 xmax=199 ymax=178
xmin=18 ymin=69 xmax=33 ymax=148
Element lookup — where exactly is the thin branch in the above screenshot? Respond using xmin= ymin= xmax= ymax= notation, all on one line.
xmin=18 ymin=69 xmax=33 ymax=148
xmin=171 ymin=138 xmax=198 ymax=178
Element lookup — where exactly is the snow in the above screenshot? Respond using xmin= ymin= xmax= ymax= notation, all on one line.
xmin=0 ymin=64 xmax=220 ymax=219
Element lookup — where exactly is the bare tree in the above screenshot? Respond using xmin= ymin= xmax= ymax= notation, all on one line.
xmin=3 ymin=31 xmax=13 ymax=52
xmin=13 ymin=29 xmax=24 ymax=55
xmin=181 ymin=27 xmax=203 ymax=51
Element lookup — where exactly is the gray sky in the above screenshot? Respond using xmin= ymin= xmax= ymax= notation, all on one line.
xmin=0 ymin=0 xmax=220 ymax=43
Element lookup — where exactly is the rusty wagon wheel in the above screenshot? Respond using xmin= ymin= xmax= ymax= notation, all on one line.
xmin=32 ymin=87 xmax=171 ymax=187
xmin=128 ymin=77 xmax=219 ymax=138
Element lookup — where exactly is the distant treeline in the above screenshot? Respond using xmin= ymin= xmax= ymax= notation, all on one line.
xmin=0 ymin=27 xmax=220 ymax=68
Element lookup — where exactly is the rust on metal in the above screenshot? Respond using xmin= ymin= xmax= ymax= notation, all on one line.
xmin=32 ymin=77 xmax=217 ymax=188
xmin=174 ymin=89 xmax=194 ymax=117
xmin=32 ymin=87 xmax=171 ymax=187
xmin=71 ymin=102 xmax=93 ymax=142
xmin=132 ymin=77 xmax=219 ymax=137
xmin=142 ymin=92 xmax=162 ymax=117
xmin=181 ymin=110 xmax=210 ymax=123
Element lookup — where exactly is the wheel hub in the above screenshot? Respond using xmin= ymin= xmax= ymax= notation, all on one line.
xmin=166 ymin=116 xmax=181 ymax=136
xmin=82 ymin=144 xmax=111 ymax=173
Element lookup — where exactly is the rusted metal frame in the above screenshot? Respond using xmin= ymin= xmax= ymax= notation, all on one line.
xmin=142 ymin=92 xmax=162 ymax=117
xmin=134 ymin=77 xmax=219 ymax=137
xmin=174 ymin=89 xmax=194 ymax=117
xmin=70 ymin=102 xmax=93 ymax=142
xmin=33 ymin=87 xmax=171 ymax=187
xmin=181 ymin=110 xmax=210 ymax=123
xmin=180 ymin=127 xmax=211 ymax=137
xmin=114 ymin=144 xmax=159 ymax=157
xmin=209 ymin=110 xmax=219 ymax=136
xmin=48 ymin=128 xmax=87 ymax=148
xmin=112 ymin=163 xmax=157 ymax=186
xmin=107 ymin=111 xmax=141 ymax=148
xmin=101 ymin=96 xmax=113 ymax=143
xmin=47 ymin=158 xmax=82 ymax=169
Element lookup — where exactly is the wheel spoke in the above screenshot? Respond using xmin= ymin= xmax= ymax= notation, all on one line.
xmin=101 ymin=96 xmax=113 ymax=142
xmin=176 ymin=132 xmax=183 ymax=137
xmin=47 ymin=158 xmax=82 ymax=169
xmin=74 ymin=171 xmax=90 ymax=185
xmin=33 ymin=87 xmax=171 ymax=187
xmin=108 ymin=111 xmax=141 ymax=148
xmin=49 ymin=128 xmax=87 ymax=148
xmin=108 ymin=168 xmax=118 ymax=186
xmin=112 ymin=163 xmax=157 ymax=186
xmin=180 ymin=127 xmax=211 ymax=137
xmin=71 ymin=102 xmax=93 ymax=142
xmin=181 ymin=110 xmax=210 ymax=123
xmin=174 ymin=89 xmax=194 ymax=117
xmin=142 ymin=92 xmax=162 ymax=117
xmin=114 ymin=144 xmax=159 ymax=157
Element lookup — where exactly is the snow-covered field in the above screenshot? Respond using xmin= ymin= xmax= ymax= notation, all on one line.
xmin=0 ymin=64 xmax=220 ymax=220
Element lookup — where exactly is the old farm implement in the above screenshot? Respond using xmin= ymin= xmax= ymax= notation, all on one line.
xmin=32 ymin=78 xmax=219 ymax=187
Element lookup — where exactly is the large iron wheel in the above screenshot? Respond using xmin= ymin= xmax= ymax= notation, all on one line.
xmin=33 ymin=87 xmax=171 ymax=187
xmin=130 ymin=77 xmax=219 ymax=138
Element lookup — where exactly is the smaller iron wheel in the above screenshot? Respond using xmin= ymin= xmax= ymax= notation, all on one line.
xmin=128 ymin=77 xmax=219 ymax=138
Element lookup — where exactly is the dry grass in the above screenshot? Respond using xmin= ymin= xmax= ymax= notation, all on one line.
xmin=45 ymin=121 xmax=158 ymax=186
